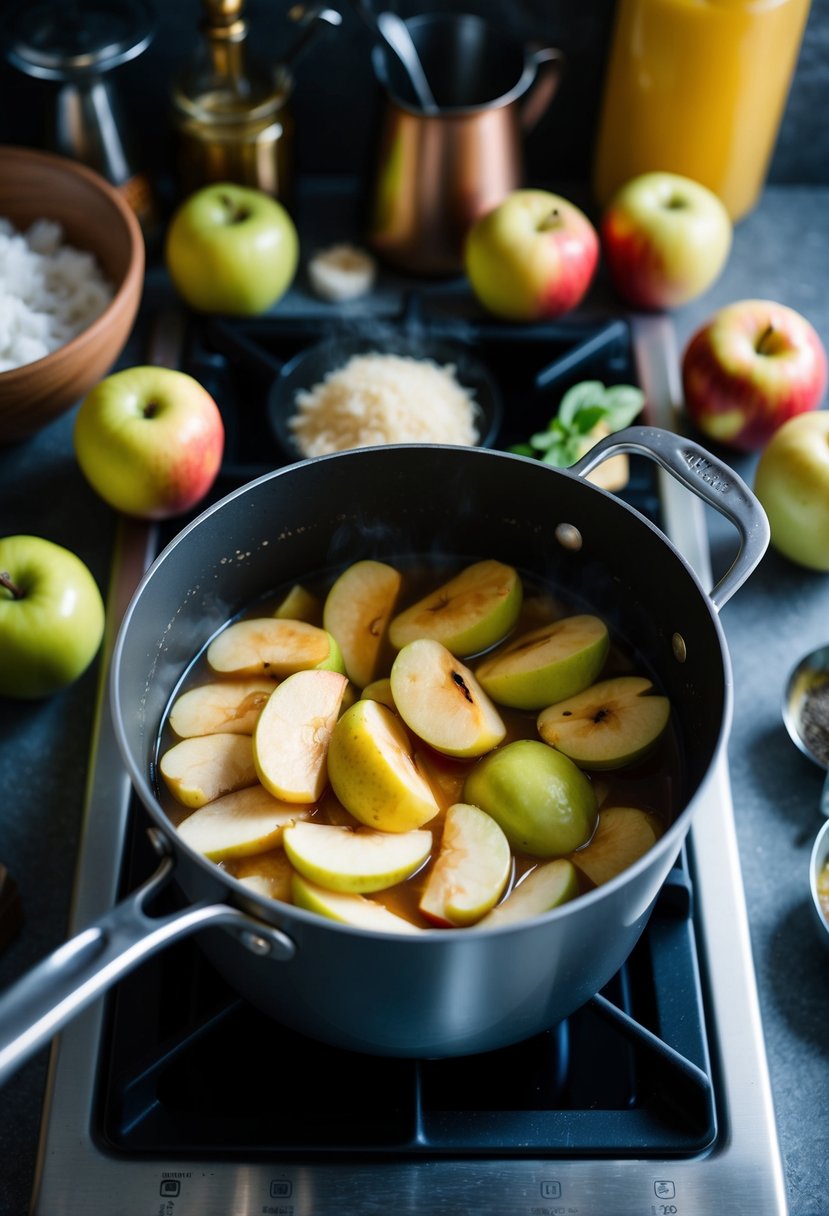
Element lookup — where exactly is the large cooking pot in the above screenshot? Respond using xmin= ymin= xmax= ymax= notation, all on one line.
xmin=0 ymin=428 xmax=769 ymax=1084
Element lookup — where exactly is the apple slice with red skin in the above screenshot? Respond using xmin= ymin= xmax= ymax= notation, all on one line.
xmin=207 ymin=617 xmax=344 ymax=678
xmin=390 ymin=638 xmax=506 ymax=758
xmin=537 ymin=675 xmax=670 ymax=770
xmin=419 ymin=803 xmax=512 ymax=927
xmin=169 ymin=678 xmax=276 ymax=737
xmin=291 ymin=873 xmax=422 ymax=933
xmin=476 ymin=614 xmax=609 ymax=711
xmin=571 ymin=805 xmax=663 ymax=888
xmin=477 ymin=858 xmax=580 ymax=928
xmin=253 ymin=669 xmax=348 ymax=802
xmin=159 ymin=732 xmax=258 ymax=808
xmin=283 ymin=821 xmax=432 ymax=894
xmin=323 ymin=559 xmax=402 ymax=688
xmin=177 ymin=784 xmax=311 ymax=860
xmin=389 ymin=559 xmax=522 ymax=657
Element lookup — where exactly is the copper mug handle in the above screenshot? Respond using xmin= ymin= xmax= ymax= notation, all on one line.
xmin=520 ymin=45 xmax=566 ymax=133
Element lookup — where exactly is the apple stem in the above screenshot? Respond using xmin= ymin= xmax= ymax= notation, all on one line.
xmin=756 ymin=324 xmax=777 ymax=355
xmin=538 ymin=208 xmax=561 ymax=232
xmin=0 ymin=571 xmax=23 ymax=599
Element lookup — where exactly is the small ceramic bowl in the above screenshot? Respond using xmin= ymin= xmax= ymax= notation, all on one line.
xmin=782 ymin=643 xmax=829 ymax=818
xmin=809 ymin=818 xmax=829 ymax=947
xmin=0 ymin=145 xmax=144 ymax=445
xmin=267 ymin=331 xmax=503 ymax=461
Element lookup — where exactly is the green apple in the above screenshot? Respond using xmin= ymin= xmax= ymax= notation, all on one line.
xmin=282 ymin=821 xmax=432 ymax=894
xmin=419 ymin=803 xmax=512 ymax=927
xmin=291 ymin=873 xmax=422 ymax=933
xmin=159 ymin=732 xmax=258 ymax=808
xmin=571 ymin=806 xmax=662 ymax=888
xmin=390 ymin=638 xmax=506 ymax=758
xmin=464 ymin=189 xmax=599 ymax=321
xmin=476 ymin=614 xmax=609 ymax=711
xmin=754 ymin=411 xmax=829 ymax=569
xmin=389 ymin=560 xmax=522 ymax=657
xmin=164 ymin=182 xmax=299 ymax=315
xmin=0 ymin=535 xmax=105 ymax=700
xmin=327 ymin=699 xmax=440 ymax=832
xmin=207 ymin=617 xmax=344 ymax=678
xmin=323 ymin=559 xmax=402 ymax=688
xmin=273 ymin=583 xmax=321 ymax=623
xmin=253 ymin=669 xmax=348 ymax=802
xmin=463 ymin=739 xmax=597 ymax=857
xmin=168 ymin=679 xmax=276 ymax=737
xmin=477 ymin=858 xmax=579 ymax=928
xmin=537 ymin=676 xmax=671 ymax=770
xmin=74 ymin=366 xmax=225 ymax=521
xmin=601 ymin=171 xmax=732 ymax=310
xmin=177 ymin=785 xmax=310 ymax=860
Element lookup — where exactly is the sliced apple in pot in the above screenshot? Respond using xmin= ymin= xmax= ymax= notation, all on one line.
xmin=477 ymin=858 xmax=580 ymax=928
xmin=292 ymin=873 xmax=422 ymax=933
xmin=206 ymin=617 xmax=344 ymax=678
xmin=168 ymin=679 xmax=276 ymax=737
xmin=253 ymin=669 xmax=348 ymax=802
xmin=389 ymin=559 xmax=523 ymax=657
xmin=419 ymin=803 xmax=512 ymax=927
xmin=360 ymin=676 xmax=395 ymax=710
xmin=571 ymin=805 xmax=663 ymax=888
xmin=159 ymin=732 xmax=258 ymax=808
xmin=390 ymin=638 xmax=506 ymax=758
xmin=476 ymin=614 xmax=609 ymax=711
xmin=537 ymin=675 xmax=671 ymax=770
xmin=327 ymin=698 xmax=440 ymax=832
xmin=282 ymin=821 xmax=431 ymax=893
xmin=234 ymin=849 xmax=295 ymax=902
xmin=323 ymin=559 xmax=402 ymax=688
xmin=177 ymin=785 xmax=311 ymax=860
xmin=273 ymin=583 xmax=321 ymax=623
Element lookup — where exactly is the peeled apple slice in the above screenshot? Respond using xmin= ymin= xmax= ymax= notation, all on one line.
xmin=537 ymin=675 xmax=671 ymax=770
xmin=389 ymin=559 xmax=523 ymax=657
xmin=253 ymin=668 xmax=348 ymax=802
xmin=282 ymin=821 xmax=432 ymax=893
xmin=307 ymin=243 xmax=377 ymax=301
xmin=476 ymin=614 xmax=609 ymax=711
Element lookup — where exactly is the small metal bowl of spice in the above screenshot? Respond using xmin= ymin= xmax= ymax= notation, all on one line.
xmin=783 ymin=643 xmax=829 ymax=818
xmin=809 ymin=818 xmax=829 ymax=946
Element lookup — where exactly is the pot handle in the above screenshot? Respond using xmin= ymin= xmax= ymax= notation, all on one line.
xmin=520 ymin=46 xmax=565 ymax=133
xmin=0 ymin=835 xmax=295 ymax=1090
xmin=568 ymin=424 xmax=770 ymax=613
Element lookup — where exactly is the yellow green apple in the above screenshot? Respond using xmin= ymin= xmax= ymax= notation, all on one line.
xmin=207 ymin=617 xmax=344 ymax=678
xmin=476 ymin=614 xmax=609 ymax=710
xmin=0 ymin=534 xmax=105 ymax=700
xmin=419 ymin=803 xmax=512 ymax=927
xmin=463 ymin=739 xmax=597 ymax=857
xmin=291 ymin=873 xmax=422 ymax=933
xmin=389 ymin=559 xmax=522 ymax=657
xmin=537 ymin=675 xmax=670 ymax=770
xmin=327 ymin=699 xmax=440 ymax=832
xmin=754 ymin=410 xmax=829 ymax=569
xmin=390 ymin=638 xmax=506 ymax=758
xmin=282 ymin=821 xmax=432 ymax=893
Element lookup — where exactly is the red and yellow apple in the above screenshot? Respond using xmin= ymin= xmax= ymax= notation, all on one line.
xmin=463 ymin=189 xmax=599 ymax=321
xmin=682 ymin=299 xmax=828 ymax=452
xmin=601 ymin=171 xmax=732 ymax=311
xmin=753 ymin=410 xmax=829 ymax=570
xmin=74 ymin=366 xmax=224 ymax=520
xmin=165 ymin=182 xmax=299 ymax=315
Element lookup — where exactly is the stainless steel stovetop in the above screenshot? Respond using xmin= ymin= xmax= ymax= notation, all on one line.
xmin=28 ymin=314 xmax=787 ymax=1216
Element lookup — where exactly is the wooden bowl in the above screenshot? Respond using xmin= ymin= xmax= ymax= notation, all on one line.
xmin=0 ymin=145 xmax=144 ymax=445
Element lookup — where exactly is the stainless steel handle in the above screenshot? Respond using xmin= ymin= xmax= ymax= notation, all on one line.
xmin=0 ymin=849 xmax=295 ymax=1089
xmin=569 ymin=424 xmax=770 ymax=612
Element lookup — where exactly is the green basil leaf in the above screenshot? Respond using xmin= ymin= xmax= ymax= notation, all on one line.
xmin=570 ymin=404 xmax=608 ymax=435
xmin=603 ymin=385 xmax=645 ymax=430
xmin=558 ymin=381 xmax=607 ymax=428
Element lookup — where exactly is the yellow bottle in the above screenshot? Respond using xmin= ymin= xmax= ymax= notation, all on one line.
xmin=592 ymin=0 xmax=812 ymax=221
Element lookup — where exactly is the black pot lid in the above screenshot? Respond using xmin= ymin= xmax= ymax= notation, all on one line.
xmin=3 ymin=0 xmax=156 ymax=80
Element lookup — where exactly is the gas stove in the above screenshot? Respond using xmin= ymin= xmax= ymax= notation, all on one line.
xmin=27 ymin=302 xmax=787 ymax=1215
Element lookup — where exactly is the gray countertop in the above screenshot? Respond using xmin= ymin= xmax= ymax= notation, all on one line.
xmin=1 ymin=182 xmax=828 ymax=1215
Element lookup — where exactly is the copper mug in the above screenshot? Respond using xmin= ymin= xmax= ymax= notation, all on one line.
xmin=367 ymin=12 xmax=563 ymax=276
